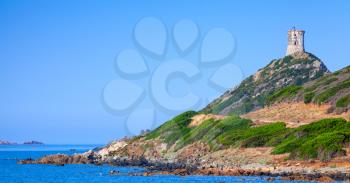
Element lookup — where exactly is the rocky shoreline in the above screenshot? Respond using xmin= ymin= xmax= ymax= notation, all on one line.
xmin=17 ymin=128 xmax=350 ymax=183
xmin=18 ymin=150 xmax=350 ymax=182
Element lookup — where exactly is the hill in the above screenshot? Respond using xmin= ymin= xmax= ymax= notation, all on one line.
xmin=24 ymin=52 xmax=350 ymax=181
xmin=97 ymin=52 xmax=349 ymax=163
xmin=202 ymin=52 xmax=329 ymax=115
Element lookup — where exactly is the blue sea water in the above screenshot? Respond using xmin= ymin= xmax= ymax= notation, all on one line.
xmin=0 ymin=145 xmax=315 ymax=183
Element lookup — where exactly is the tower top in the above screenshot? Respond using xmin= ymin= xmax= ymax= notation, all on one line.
xmin=286 ymin=28 xmax=305 ymax=56
xmin=288 ymin=28 xmax=305 ymax=33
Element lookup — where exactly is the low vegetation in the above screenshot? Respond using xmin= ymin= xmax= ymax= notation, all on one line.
xmin=147 ymin=111 xmax=350 ymax=162
xmin=177 ymin=116 xmax=252 ymax=150
xmin=336 ymin=96 xmax=350 ymax=108
xmin=266 ymin=85 xmax=302 ymax=104
xmin=266 ymin=65 xmax=350 ymax=111
xmin=303 ymin=92 xmax=315 ymax=103
xmin=272 ymin=118 xmax=350 ymax=161
xmin=145 ymin=111 xmax=197 ymax=145
xmin=217 ymin=122 xmax=288 ymax=148
xmin=314 ymin=78 xmax=350 ymax=104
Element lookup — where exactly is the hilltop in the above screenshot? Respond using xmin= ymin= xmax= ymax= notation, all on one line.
xmin=202 ymin=52 xmax=329 ymax=115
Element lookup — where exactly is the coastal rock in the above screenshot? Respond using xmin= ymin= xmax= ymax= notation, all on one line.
xmin=317 ymin=176 xmax=335 ymax=182
xmin=109 ymin=170 xmax=119 ymax=175
xmin=265 ymin=177 xmax=276 ymax=181
xmin=97 ymin=140 xmax=127 ymax=159
xmin=18 ymin=154 xmax=93 ymax=165
xmin=280 ymin=174 xmax=334 ymax=182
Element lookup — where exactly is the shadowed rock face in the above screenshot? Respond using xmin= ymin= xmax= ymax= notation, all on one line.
xmin=202 ymin=52 xmax=329 ymax=115
xmin=19 ymin=154 xmax=90 ymax=165
xmin=18 ymin=151 xmax=96 ymax=165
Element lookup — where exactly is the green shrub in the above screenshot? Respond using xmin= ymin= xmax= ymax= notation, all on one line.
xmin=267 ymin=85 xmax=302 ymax=104
xmin=296 ymin=131 xmax=348 ymax=161
xmin=322 ymin=77 xmax=338 ymax=85
xmin=281 ymin=56 xmax=293 ymax=65
xmin=145 ymin=111 xmax=197 ymax=145
xmin=239 ymin=123 xmax=288 ymax=147
xmin=314 ymin=79 xmax=350 ymax=104
xmin=304 ymin=92 xmax=315 ymax=103
xmin=147 ymin=112 xmax=350 ymax=162
xmin=303 ymin=76 xmax=338 ymax=93
xmin=272 ymin=118 xmax=350 ymax=161
xmin=176 ymin=116 xmax=251 ymax=150
xmin=176 ymin=118 xmax=218 ymax=149
xmin=217 ymin=122 xmax=288 ymax=147
xmin=336 ymin=96 xmax=350 ymax=108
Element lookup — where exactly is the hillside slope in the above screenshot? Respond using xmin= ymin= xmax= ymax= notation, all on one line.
xmin=98 ymin=112 xmax=350 ymax=163
xmin=267 ymin=65 xmax=350 ymax=113
xmin=202 ymin=52 xmax=329 ymax=115
xmin=243 ymin=64 xmax=350 ymax=126
xmin=242 ymin=102 xmax=350 ymax=128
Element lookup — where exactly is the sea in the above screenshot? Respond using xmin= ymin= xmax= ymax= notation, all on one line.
xmin=0 ymin=144 xmax=317 ymax=183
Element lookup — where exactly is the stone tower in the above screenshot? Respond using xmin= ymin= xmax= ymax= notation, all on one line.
xmin=286 ymin=28 xmax=305 ymax=56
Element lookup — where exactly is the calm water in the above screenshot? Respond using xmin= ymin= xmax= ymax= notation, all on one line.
xmin=0 ymin=145 xmax=314 ymax=183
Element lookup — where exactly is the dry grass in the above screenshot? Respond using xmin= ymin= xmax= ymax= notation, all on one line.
xmin=189 ymin=114 xmax=225 ymax=127
xmin=242 ymin=102 xmax=350 ymax=128
xmin=201 ymin=147 xmax=350 ymax=170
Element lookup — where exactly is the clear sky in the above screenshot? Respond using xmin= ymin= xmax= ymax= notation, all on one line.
xmin=1 ymin=0 xmax=349 ymax=144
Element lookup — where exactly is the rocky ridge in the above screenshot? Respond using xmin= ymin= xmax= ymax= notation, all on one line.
xmin=202 ymin=52 xmax=329 ymax=115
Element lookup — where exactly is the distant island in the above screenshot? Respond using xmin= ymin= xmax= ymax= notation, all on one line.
xmin=0 ymin=140 xmax=43 ymax=145
xmin=0 ymin=140 xmax=16 ymax=145
xmin=23 ymin=141 xmax=44 ymax=145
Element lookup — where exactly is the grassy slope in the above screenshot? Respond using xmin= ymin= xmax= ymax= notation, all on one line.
xmin=267 ymin=65 xmax=350 ymax=112
xmin=143 ymin=64 xmax=350 ymax=162
xmin=202 ymin=53 xmax=329 ymax=115
xmin=146 ymin=112 xmax=350 ymax=162
xmin=145 ymin=111 xmax=198 ymax=145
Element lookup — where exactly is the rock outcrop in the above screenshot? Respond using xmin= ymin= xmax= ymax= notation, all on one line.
xmin=19 ymin=150 xmax=96 ymax=165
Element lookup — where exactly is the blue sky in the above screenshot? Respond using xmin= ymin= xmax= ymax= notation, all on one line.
xmin=1 ymin=0 xmax=349 ymax=144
